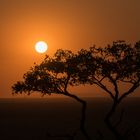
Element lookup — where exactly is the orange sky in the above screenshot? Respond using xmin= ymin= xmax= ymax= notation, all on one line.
xmin=0 ymin=0 xmax=140 ymax=98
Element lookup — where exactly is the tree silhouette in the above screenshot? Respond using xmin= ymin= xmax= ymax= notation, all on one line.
xmin=12 ymin=49 xmax=91 ymax=140
xmin=78 ymin=40 xmax=140 ymax=140
xmin=12 ymin=40 xmax=140 ymax=140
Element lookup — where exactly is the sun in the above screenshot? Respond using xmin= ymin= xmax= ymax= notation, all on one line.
xmin=35 ymin=41 xmax=48 ymax=53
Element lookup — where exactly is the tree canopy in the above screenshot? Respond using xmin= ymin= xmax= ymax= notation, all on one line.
xmin=82 ymin=41 xmax=140 ymax=102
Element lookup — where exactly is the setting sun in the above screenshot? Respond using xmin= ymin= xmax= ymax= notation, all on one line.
xmin=35 ymin=41 xmax=48 ymax=53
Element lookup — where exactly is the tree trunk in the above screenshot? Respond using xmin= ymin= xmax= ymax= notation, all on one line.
xmin=65 ymin=91 xmax=91 ymax=140
xmin=104 ymin=101 xmax=123 ymax=140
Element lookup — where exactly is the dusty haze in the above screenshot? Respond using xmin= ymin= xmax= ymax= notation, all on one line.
xmin=0 ymin=0 xmax=140 ymax=97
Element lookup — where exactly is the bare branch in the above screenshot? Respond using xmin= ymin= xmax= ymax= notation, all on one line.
xmin=108 ymin=76 xmax=119 ymax=100
xmin=99 ymin=76 xmax=106 ymax=82
xmin=93 ymin=76 xmax=115 ymax=99
xmin=118 ymin=79 xmax=140 ymax=103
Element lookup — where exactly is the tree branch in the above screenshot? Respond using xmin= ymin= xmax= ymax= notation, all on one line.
xmin=99 ymin=76 xmax=106 ymax=82
xmin=118 ymin=80 xmax=140 ymax=103
xmin=64 ymin=74 xmax=71 ymax=92
xmin=108 ymin=76 xmax=119 ymax=100
xmin=93 ymin=77 xmax=115 ymax=99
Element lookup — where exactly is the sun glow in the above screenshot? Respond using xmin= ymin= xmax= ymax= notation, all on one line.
xmin=35 ymin=41 xmax=48 ymax=53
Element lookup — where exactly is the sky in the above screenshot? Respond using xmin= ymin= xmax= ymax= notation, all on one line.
xmin=0 ymin=0 xmax=140 ymax=98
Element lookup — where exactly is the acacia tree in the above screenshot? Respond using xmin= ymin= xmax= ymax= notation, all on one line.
xmin=78 ymin=41 xmax=140 ymax=140
xmin=12 ymin=40 xmax=140 ymax=139
xmin=12 ymin=49 xmax=92 ymax=140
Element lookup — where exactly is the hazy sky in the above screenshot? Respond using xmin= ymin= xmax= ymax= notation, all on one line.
xmin=0 ymin=0 xmax=140 ymax=98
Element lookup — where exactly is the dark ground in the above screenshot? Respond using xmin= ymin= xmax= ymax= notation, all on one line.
xmin=0 ymin=97 xmax=140 ymax=140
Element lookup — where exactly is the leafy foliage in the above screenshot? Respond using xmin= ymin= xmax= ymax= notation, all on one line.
xmin=75 ymin=41 xmax=140 ymax=101
xmin=12 ymin=41 xmax=140 ymax=100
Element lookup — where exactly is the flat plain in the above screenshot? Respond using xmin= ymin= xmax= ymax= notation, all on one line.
xmin=0 ymin=97 xmax=140 ymax=140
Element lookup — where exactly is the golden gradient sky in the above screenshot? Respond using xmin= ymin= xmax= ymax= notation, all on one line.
xmin=0 ymin=0 xmax=140 ymax=98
